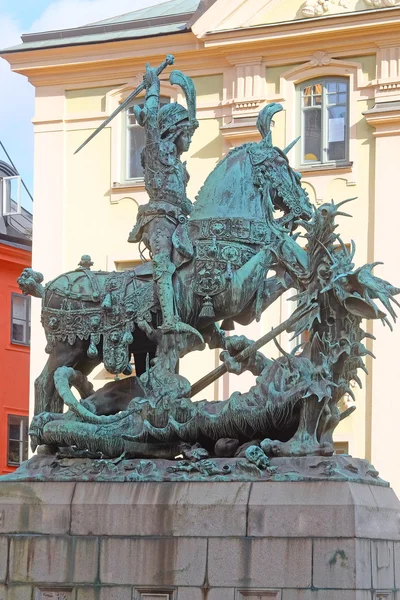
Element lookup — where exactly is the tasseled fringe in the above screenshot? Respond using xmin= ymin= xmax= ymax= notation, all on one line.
xmin=199 ymin=295 xmax=215 ymax=319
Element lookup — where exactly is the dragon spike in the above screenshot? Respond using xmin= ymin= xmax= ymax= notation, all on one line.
xmin=315 ymin=239 xmax=334 ymax=262
xmin=283 ymin=135 xmax=301 ymax=155
xmin=350 ymin=239 xmax=356 ymax=260
xmin=273 ymin=337 xmax=292 ymax=361
xmin=344 ymin=385 xmax=356 ymax=403
xmin=335 ymin=234 xmax=349 ymax=256
xmin=335 ymin=211 xmax=353 ymax=218
xmin=336 ymin=197 xmax=357 ymax=209
xmin=361 ymin=331 xmax=376 ymax=341
xmin=352 ymin=374 xmax=363 ymax=389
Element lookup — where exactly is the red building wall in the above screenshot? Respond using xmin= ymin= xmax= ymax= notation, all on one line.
xmin=0 ymin=241 xmax=31 ymax=475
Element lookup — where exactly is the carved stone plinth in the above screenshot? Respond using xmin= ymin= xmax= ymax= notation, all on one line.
xmin=0 ymin=475 xmax=399 ymax=599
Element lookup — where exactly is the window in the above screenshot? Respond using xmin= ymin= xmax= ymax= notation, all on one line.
xmin=300 ymin=77 xmax=349 ymax=166
xmin=7 ymin=415 xmax=29 ymax=466
xmin=1 ymin=175 xmax=21 ymax=216
xmin=126 ymin=97 xmax=170 ymax=180
xmin=334 ymin=441 xmax=349 ymax=455
xmin=11 ymin=293 xmax=30 ymax=345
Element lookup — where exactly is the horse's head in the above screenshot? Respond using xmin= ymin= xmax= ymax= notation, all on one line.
xmin=254 ymin=104 xmax=313 ymax=232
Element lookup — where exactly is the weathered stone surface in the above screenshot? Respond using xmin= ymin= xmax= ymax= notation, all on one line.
xmin=71 ymin=481 xmax=250 ymax=537
xmin=281 ymin=591 xmax=372 ymax=599
xmin=9 ymin=536 xmax=98 ymax=584
xmin=371 ymin=540 xmax=395 ymax=590
xmin=248 ymin=481 xmax=357 ymax=538
xmin=312 ymin=538 xmax=371 ymax=589
xmin=0 ymin=482 xmax=75 ymax=535
xmin=0 ymin=585 xmax=34 ymax=600
xmin=0 ymin=537 xmax=8 ymax=583
xmin=395 ymin=541 xmax=400 ymax=588
xmin=248 ymin=481 xmax=399 ymax=539
xmin=76 ymin=586 xmax=131 ymax=599
xmin=368 ymin=485 xmax=400 ymax=540
xmin=208 ymin=538 xmax=312 ymax=588
xmin=100 ymin=537 xmax=207 ymax=586
xmin=178 ymin=588 xmax=235 ymax=600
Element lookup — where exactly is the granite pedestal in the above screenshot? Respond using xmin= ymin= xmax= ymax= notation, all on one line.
xmin=0 ymin=467 xmax=399 ymax=600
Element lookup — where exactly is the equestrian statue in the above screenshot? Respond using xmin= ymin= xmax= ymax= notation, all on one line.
xmin=15 ymin=56 xmax=400 ymax=475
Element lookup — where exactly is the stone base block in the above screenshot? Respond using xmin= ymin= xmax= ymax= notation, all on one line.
xmin=0 ymin=479 xmax=399 ymax=599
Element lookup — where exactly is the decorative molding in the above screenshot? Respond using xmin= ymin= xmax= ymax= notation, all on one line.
xmin=35 ymin=590 xmax=72 ymax=600
xmin=301 ymin=0 xmax=349 ymax=18
xmin=365 ymin=0 xmax=399 ymax=7
xmin=309 ymin=51 xmax=331 ymax=66
xmin=220 ymin=120 xmax=261 ymax=149
xmin=236 ymin=590 xmax=281 ymax=600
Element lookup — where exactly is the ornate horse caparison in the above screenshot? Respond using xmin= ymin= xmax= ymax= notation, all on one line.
xmin=19 ymin=103 xmax=313 ymax=416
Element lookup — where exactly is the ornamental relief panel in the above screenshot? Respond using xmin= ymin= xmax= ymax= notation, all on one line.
xmin=301 ymin=0 xmax=399 ymax=18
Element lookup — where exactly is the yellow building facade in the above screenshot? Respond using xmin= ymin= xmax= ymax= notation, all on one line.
xmin=3 ymin=0 xmax=400 ymax=489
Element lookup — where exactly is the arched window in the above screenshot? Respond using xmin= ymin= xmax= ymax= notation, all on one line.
xmin=299 ymin=77 xmax=349 ymax=166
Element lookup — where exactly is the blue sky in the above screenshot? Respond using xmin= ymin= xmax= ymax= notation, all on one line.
xmin=0 ymin=0 xmax=161 ymax=212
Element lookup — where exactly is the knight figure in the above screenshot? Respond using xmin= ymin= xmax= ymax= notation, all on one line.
xmin=128 ymin=61 xmax=199 ymax=335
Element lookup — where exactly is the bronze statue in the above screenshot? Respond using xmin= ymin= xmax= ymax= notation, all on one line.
xmin=127 ymin=63 xmax=199 ymax=336
xmin=9 ymin=56 xmax=399 ymax=482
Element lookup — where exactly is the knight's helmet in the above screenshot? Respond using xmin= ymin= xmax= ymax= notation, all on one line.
xmin=159 ymin=70 xmax=199 ymax=138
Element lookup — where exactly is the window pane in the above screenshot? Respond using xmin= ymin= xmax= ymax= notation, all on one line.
xmin=313 ymin=84 xmax=322 ymax=95
xmin=327 ymin=93 xmax=337 ymax=105
xmin=128 ymin=127 xmax=146 ymax=179
xmin=12 ymin=295 xmax=26 ymax=319
xmin=313 ymin=95 xmax=322 ymax=106
xmin=327 ymin=105 xmax=347 ymax=161
xmin=338 ymin=93 xmax=347 ymax=104
xmin=327 ymin=82 xmax=337 ymax=92
xmin=11 ymin=295 xmax=30 ymax=344
xmin=303 ymin=85 xmax=312 ymax=96
xmin=303 ymin=108 xmax=322 ymax=162
xmin=8 ymin=441 xmax=21 ymax=464
xmin=9 ymin=423 xmax=21 ymax=440
xmin=12 ymin=322 xmax=25 ymax=343
xmin=338 ymin=82 xmax=347 ymax=92
xmin=303 ymin=96 xmax=311 ymax=107
xmin=23 ymin=442 xmax=29 ymax=461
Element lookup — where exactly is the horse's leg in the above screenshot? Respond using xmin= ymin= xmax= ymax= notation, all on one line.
xmin=233 ymin=276 xmax=289 ymax=326
xmin=34 ymin=340 xmax=97 ymax=415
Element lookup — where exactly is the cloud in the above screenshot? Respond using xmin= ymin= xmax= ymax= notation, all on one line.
xmin=29 ymin=0 xmax=161 ymax=32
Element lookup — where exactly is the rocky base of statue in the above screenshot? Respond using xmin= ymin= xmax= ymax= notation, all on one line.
xmin=0 ymin=478 xmax=399 ymax=599
xmin=0 ymin=452 xmax=387 ymax=484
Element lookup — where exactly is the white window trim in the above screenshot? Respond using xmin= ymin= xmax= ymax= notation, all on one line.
xmin=266 ymin=55 xmax=374 ymax=185
xmin=298 ymin=76 xmax=350 ymax=168
xmin=2 ymin=175 xmax=21 ymax=217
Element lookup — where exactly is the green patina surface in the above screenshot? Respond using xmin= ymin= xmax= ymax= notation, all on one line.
xmin=8 ymin=56 xmax=399 ymax=482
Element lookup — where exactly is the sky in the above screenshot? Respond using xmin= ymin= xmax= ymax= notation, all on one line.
xmin=0 ymin=0 xmax=162 ymax=212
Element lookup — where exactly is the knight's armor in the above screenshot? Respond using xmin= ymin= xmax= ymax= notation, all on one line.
xmin=127 ymin=66 xmax=199 ymax=334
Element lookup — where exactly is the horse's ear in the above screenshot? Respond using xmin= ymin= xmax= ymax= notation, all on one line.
xmin=344 ymin=297 xmax=385 ymax=319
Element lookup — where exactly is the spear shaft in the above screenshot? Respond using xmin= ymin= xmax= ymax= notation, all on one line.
xmin=190 ymin=310 xmax=302 ymax=398
xmin=74 ymin=54 xmax=175 ymax=155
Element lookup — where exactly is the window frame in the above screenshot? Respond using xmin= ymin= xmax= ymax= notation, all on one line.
xmin=298 ymin=76 xmax=349 ymax=168
xmin=124 ymin=96 xmax=171 ymax=183
xmin=10 ymin=292 xmax=31 ymax=346
xmin=7 ymin=414 xmax=29 ymax=466
xmin=1 ymin=175 xmax=21 ymax=216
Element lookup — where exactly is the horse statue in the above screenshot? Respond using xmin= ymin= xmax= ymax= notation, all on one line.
xmin=18 ymin=102 xmax=313 ymax=417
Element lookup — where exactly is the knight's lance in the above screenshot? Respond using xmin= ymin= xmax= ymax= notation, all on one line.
xmin=73 ymin=54 xmax=175 ymax=155
xmin=190 ymin=310 xmax=304 ymax=398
